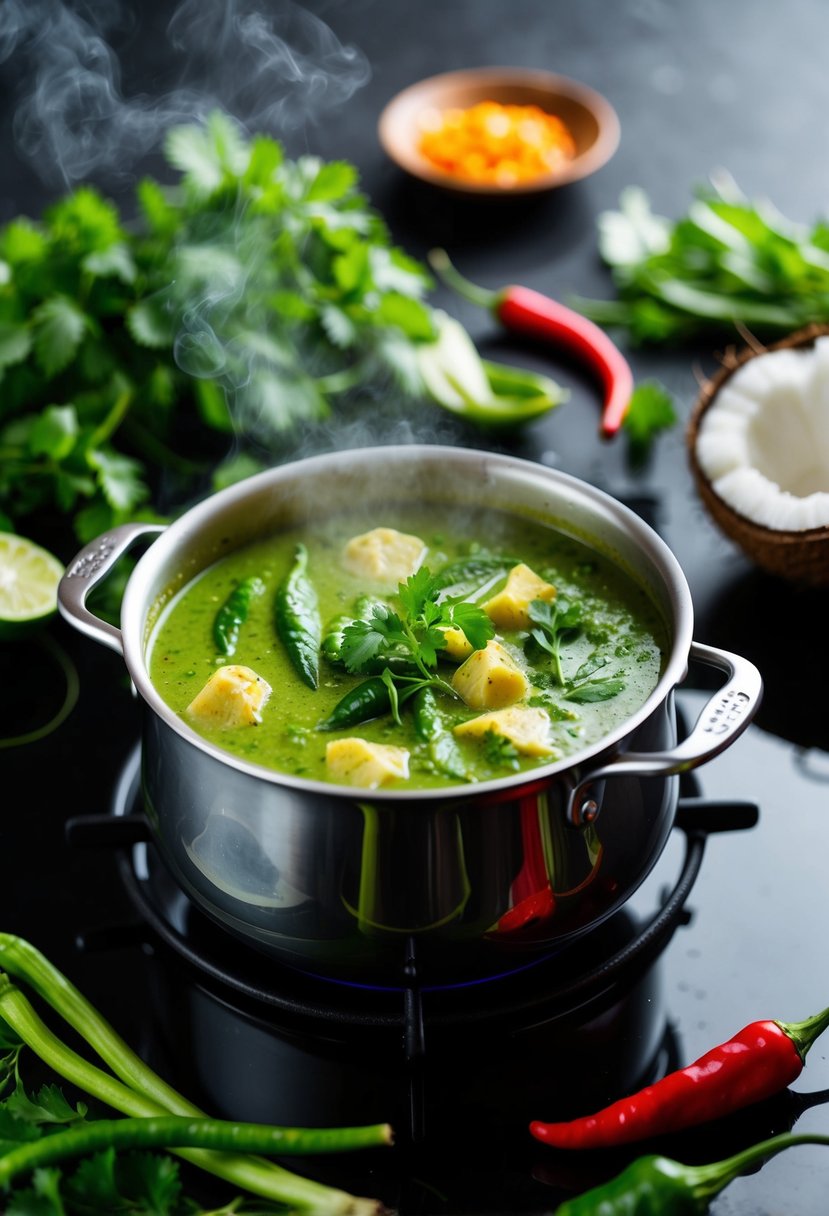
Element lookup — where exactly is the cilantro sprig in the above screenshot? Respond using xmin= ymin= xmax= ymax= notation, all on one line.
xmin=574 ymin=180 xmax=829 ymax=346
xmin=527 ymin=597 xmax=582 ymax=686
xmin=527 ymin=599 xmax=627 ymax=703
xmin=340 ymin=567 xmax=494 ymax=709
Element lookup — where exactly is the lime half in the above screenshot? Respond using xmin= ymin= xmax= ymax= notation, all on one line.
xmin=0 ymin=532 xmax=65 ymax=640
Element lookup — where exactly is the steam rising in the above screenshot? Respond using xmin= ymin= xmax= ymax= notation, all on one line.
xmin=0 ymin=0 xmax=456 ymax=479
xmin=0 ymin=0 xmax=369 ymax=188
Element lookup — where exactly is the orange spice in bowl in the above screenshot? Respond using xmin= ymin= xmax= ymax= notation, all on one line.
xmin=417 ymin=99 xmax=576 ymax=187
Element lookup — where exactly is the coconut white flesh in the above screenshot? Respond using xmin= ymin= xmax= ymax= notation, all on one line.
xmin=695 ymin=338 xmax=829 ymax=530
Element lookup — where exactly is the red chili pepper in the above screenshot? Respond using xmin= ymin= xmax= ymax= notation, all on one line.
xmin=530 ymin=1003 xmax=829 ymax=1150
xmin=429 ymin=248 xmax=634 ymax=437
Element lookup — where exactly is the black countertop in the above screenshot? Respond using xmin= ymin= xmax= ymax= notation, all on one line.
xmin=2 ymin=2 xmax=829 ymax=1213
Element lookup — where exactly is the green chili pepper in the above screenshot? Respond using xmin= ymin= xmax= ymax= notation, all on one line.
xmin=412 ymin=687 xmax=470 ymax=782
xmin=318 ymin=677 xmax=393 ymax=732
xmin=213 ymin=575 xmax=265 ymax=656
xmin=275 ymin=544 xmax=321 ymax=690
xmin=0 ymin=1115 xmax=393 ymax=1190
xmin=554 ymin=1133 xmax=829 ymax=1215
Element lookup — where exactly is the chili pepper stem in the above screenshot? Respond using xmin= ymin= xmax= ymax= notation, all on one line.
xmin=428 ymin=248 xmax=499 ymax=310
xmin=778 ymin=1003 xmax=829 ymax=1062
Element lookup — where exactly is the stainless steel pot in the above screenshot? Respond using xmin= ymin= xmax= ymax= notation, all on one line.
xmin=58 ymin=446 xmax=762 ymax=983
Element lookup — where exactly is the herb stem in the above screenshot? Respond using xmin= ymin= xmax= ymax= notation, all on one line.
xmin=0 ymin=958 xmax=387 ymax=1214
xmin=87 ymin=386 xmax=133 ymax=449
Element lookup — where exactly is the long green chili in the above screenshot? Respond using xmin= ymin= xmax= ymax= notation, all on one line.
xmin=213 ymin=575 xmax=265 ymax=656
xmin=0 ymin=938 xmax=390 ymax=1215
xmin=275 ymin=543 xmax=321 ymax=690
xmin=317 ymin=677 xmax=393 ymax=732
xmin=412 ymin=687 xmax=469 ymax=781
xmin=0 ymin=1116 xmax=393 ymax=1191
xmin=554 ymin=1132 xmax=829 ymax=1215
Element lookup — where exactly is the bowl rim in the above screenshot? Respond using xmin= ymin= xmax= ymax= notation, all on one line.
xmin=377 ymin=65 xmax=621 ymax=195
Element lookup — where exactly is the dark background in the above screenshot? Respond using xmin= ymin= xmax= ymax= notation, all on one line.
xmin=1 ymin=1 xmax=829 ymax=1213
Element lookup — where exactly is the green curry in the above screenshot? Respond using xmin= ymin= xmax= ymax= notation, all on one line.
xmin=147 ymin=505 xmax=668 ymax=791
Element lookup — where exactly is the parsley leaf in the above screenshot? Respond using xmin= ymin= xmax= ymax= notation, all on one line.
xmin=527 ymin=597 xmax=582 ymax=686
xmin=623 ymin=380 xmax=677 ymax=459
xmin=566 ymin=677 xmax=627 ymax=703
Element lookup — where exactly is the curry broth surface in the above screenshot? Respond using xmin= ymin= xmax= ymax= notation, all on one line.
xmin=148 ymin=505 xmax=668 ymax=790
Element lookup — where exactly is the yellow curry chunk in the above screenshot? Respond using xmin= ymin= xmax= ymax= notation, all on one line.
xmin=325 ymin=737 xmax=410 ymax=788
xmin=454 ymin=706 xmax=556 ymax=757
xmin=451 ymin=639 xmax=529 ymax=709
xmin=186 ymin=665 xmax=272 ymax=729
xmin=342 ymin=527 xmax=426 ymax=587
xmin=483 ymin=563 xmax=556 ymax=631
xmin=438 ymin=625 xmax=474 ymax=662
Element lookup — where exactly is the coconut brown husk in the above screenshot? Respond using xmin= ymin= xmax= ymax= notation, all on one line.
xmin=687 ymin=323 xmax=829 ymax=587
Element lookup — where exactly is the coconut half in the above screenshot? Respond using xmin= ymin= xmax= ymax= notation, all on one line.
xmin=687 ymin=324 xmax=829 ymax=586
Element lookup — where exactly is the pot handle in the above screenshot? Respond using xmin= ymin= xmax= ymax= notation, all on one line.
xmin=57 ymin=522 xmax=166 ymax=656
xmin=568 ymin=640 xmax=763 ymax=827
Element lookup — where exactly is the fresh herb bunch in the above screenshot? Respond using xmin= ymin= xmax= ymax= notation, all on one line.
xmin=0 ymin=934 xmax=389 ymax=1215
xmin=0 ymin=111 xmax=562 ymax=549
xmin=574 ymin=178 xmax=829 ymax=345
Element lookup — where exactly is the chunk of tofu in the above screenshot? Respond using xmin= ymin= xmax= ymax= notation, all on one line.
xmin=451 ymin=639 xmax=529 ymax=709
xmin=453 ymin=706 xmax=556 ymax=757
xmin=438 ymin=625 xmax=474 ymax=662
xmin=342 ymin=527 xmax=426 ymax=587
xmin=483 ymin=563 xmax=556 ymax=631
xmin=186 ymin=665 xmax=271 ymax=729
xmin=325 ymin=737 xmax=410 ymax=788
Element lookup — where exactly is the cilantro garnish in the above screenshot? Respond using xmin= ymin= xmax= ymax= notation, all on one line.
xmin=340 ymin=568 xmax=494 ymax=707
xmin=527 ymin=597 xmax=582 ymax=686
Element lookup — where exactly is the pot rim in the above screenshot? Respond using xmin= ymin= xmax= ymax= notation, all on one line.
xmin=121 ymin=444 xmax=694 ymax=802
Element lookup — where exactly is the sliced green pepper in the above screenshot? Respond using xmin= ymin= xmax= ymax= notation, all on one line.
xmin=274 ymin=544 xmax=320 ymax=690
xmin=416 ymin=311 xmax=567 ymax=428
xmin=213 ymin=575 xmax=265 ymax=656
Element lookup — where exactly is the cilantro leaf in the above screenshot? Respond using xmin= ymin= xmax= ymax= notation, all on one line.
xmin=340 ymin=604 xmax=408 ymax=674
xmin=623 ymin=380 xmax=677 ymax=455
xmin=566 ymin=677 xmax=627 ymax=703
xmin=527 ymin=597 xmax=582 ymax=685
xmin=0 ymin=323 xmax=33 ymax=370
xmin=4 ymin=1082 xmax=87 ymax=1128
xmin=444 ymin=598 xmax=495 ymax=651
xmin=32 ymin=297 xmax=89 ymax=378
